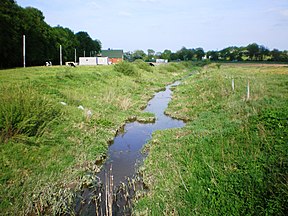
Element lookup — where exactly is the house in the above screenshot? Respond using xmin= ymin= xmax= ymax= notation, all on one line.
xmin=101 ymin=49 xmax=124 ymax=64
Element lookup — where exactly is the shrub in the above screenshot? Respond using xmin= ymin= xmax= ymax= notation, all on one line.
xmin=191 ymin=59 xmax=211 ymax=67
xmin=0 ymin=84 xmax=61 ymax=143
xmin=133 ymin=59 xmax=153 ymax=72
xmin=113 ymin=61 xmax=138 ymax=76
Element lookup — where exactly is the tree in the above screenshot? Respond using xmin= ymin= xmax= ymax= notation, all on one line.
xmin=132 ymin=50 xmax=146 ymax=61
xmin=258 ymin=45 xmax=270 ymax=61
xmin=161 ymin=49 xmax=172 ymax=61
xmin=206 ymin=51 xmax=219 ymax=61
xmin=0 ymin=0 xmax=24 ymax=67
xmin=147 ymin=49 xmax=155 ymax=61
xmin=52 ymin=26 xmax=79 ymax=63
xmin=195 ymin=48 xmax=205 ymax=60
xmin=0 ymin=1 xmax=102 ymax=68
xmin=76 ymin=31 xmax=101 ymax=58
xmin=247 ymin=43 xmax=259 ymax=60
xmin=271 ymin=49 xmax=281 ymax=61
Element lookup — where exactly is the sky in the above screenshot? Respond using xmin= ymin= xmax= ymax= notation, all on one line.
xmin=16 ymin=0 xmax=288 ymax=53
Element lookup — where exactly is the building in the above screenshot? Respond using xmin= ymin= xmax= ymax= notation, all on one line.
xmin=79 ymin=57 xmax=97 ymax=66
xmin=156 ymin=59 xmax=168 ymax=64
xmin=79 ymin=57 xmax=109 ymax=65
xmin=101 ymin=49 xmax=124 ymax=64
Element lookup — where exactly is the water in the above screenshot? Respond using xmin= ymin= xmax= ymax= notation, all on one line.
xmin=76 ymin=80 xmax=186 ymax=215
xmin=98 ymin=81 xmax=185 ymax=186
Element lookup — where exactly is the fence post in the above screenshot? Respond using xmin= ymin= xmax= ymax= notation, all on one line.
xmin=246 ymin=80 xmax=250 ymax=101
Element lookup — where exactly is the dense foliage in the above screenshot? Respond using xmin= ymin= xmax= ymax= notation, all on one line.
xmin=0 ymin=0 xmax=101 ymax=68
xmin=125 ymin=44 xmax=288 ymax=63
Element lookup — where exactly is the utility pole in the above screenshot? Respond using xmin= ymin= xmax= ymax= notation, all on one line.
xmin=60 ymin=45 xmax=62 ymax=66
xmin=75 ymin=48 xmax=77 ymax=63
xmin=23 ymin=35 xmax=26 ymax=68
xmin=84 ymin=50 xmax=85 ymax=57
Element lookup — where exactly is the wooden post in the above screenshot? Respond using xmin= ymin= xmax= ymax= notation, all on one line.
xmin=23 ymin=35 xmax=26 ymax=68
xmin=60 ymin=45 xmax=62 ymax=66
xmin=246 ymin=80 xmax=250 ymax=101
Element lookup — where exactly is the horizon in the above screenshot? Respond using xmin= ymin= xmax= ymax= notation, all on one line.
xmin=16 ymin=0 xmax=288 ymax=53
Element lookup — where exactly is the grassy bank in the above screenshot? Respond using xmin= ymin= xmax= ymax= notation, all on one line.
xmin=0 ymin=62 xmax=192 ymax=215
xmin=136 ymin=64 xmax=288 ymax=215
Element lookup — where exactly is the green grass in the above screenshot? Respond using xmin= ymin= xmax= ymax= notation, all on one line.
xmin=135 ymin=64 xmax=288 ymax=215
xmin=0 ymin=63 xmax=193 ymax=215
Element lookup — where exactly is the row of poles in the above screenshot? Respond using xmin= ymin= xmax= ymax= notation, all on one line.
xmin=22 ymin=35 xmax=88 ymax=68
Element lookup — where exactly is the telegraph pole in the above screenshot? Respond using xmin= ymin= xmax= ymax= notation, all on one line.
xmin=74 ymin=48 xmax=77 ymax=63
xmin=23 ymin=35 xmax=26 ymax=68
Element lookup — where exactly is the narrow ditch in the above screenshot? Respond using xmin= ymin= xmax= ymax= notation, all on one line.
xmin=75 ymin=79 xmax=187 ymax=215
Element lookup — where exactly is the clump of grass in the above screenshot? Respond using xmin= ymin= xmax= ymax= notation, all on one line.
xmin=0 ymin=84 xmax=61 ymax=143
xmin=133 ymin=59 xmax=153 ymax=72
xmin=114 ymin=61 xmax=138 ymax=76
xmin=159 ymin=63 xmax=185 ymax=72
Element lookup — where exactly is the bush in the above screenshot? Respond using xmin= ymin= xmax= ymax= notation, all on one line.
xmin=133 ymin=59 xmax=153 ymax=72
xmin=113 ymin=61 xmax=138 ymax=76
xmin=191 ymin=59 xmax=211 ymax=67
xmin=0 ymin=84 xmax=61 ymax=143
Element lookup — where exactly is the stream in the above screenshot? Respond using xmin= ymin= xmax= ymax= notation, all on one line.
xmin=76 ymin=80 xmax=186 ymax=215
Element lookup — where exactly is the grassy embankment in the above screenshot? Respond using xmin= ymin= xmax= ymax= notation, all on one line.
xmin=136 ymin=64 xmax=288 ymax=215
xmin=0 ymin=61 xmax=193 ymax=215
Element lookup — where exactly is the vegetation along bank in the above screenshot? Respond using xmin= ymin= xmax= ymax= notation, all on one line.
xmin=0 ymin=62 xmax=287 ymax=215
xmin=0 ymin=61 xmax=192 ymax=215
xmin=135 ymin=63 xmax=288 ymax=215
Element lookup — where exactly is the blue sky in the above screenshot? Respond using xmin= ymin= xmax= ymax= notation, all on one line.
xmin=17 ymin=0 xmax=288 ymax=52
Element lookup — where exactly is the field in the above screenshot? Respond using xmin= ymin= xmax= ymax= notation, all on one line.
xmin=0 ymin=62 xmax=287 ymax=215
xmin=0 ymin=62 xmax=191 ymax=215
xmin=135 ymin=63 xmax=288 ymax=215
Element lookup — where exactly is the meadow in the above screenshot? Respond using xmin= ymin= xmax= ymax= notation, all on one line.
xmin=0 ymin=62 xmax=191 ymax=215
xmin=135 ymin=64 xmax=288 ymax=215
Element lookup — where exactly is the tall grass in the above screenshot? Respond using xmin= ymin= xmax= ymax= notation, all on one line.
xmin=0 ymin=83 xmax=61 ymax=143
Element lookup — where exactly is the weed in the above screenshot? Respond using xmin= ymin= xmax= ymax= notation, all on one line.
xmin=114 ymin=61 xmax=138 ymax=76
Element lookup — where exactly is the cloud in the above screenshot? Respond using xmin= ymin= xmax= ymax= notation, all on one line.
xmin=87 ymin=2 xmax=102 ymax=10
xmin=118 ymin=11 xmax=133 ymax=17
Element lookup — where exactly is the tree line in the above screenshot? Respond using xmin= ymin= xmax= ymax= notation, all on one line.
xmin=125 ymin=44 xmax=288 ymax=63
xmin=1 ymin=0 xmax=287 ymax=68
xmin=0 ymin=0 xmax=101 ymax=68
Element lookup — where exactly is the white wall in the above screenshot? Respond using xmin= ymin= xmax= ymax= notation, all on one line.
xmin=96 ymin=57 xmax=109 ymax=65
xmin=79 ymin=57 xmax=97 ymax=65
